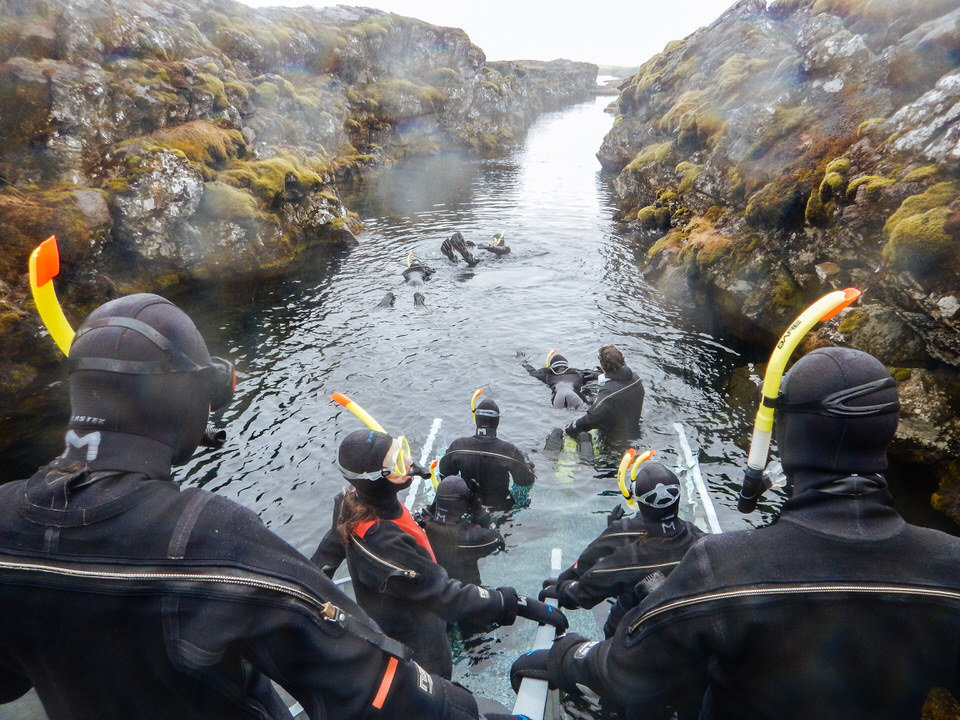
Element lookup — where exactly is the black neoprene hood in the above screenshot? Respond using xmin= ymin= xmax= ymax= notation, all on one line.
xmin=776 ymin=347 xmax=899 ymax=488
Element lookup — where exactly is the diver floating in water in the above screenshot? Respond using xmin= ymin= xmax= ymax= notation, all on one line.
xmin=440 ymin=231 xmax=511 ymax=265
xmin=520 ymin=348 xmax=599 ymax=410
xmin=377 ymin=252 xmax=434 ymax=308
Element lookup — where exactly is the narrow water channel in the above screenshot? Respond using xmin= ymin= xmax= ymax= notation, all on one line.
xmin=164 ymin=95 xmax=764 ymax=707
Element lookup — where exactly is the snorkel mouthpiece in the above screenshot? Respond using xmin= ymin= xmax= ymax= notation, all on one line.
xmin=737 ymin=288 xmax=861 ymax=513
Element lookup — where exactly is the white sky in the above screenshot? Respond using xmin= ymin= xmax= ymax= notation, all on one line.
xmin=236 ymin=0 xmax=739 ymax=67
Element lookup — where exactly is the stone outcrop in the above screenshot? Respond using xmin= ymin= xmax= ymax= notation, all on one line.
xmin=600 ymin=0 xmax=960 ymax=523
xmin=0 ymin=0 xmax=597 ymax=462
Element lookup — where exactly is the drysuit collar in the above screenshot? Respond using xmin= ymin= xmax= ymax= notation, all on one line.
xmin=55 ymin=430 xmax=174 ymax=482
xmin=606 ymin=365 xmax=632 ymax=381
xmin=780 ymin=477 xmax=905 ymax=540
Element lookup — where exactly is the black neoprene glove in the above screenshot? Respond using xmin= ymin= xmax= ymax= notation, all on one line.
xmin=564 ymin=423 xmax=578 ymax=439
xmin=509 ymin=633 xmax=593 ymax=694
xmin=498 ymin=587 xmax=569 ymax=633
xmin=538 ymin=580 xmax=580 ymax=610
xmin=607 ymin=503 xmax=625 ymax=526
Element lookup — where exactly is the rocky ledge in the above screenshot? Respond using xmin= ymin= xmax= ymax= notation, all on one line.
xmin=0 ymin=0 xmax=596 ymax=462
xmin=600 ymin=0 xmax=960 ymax=524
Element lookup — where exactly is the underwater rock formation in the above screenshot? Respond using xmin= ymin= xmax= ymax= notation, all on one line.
xmin=0 ymin=0 xmax=597 ymax=453
xmin=601 ymin=0 xmax=960 ymax=523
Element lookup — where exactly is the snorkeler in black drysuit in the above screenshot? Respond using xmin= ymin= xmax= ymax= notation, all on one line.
xmin=377 ymin=253 xmax=434 ymax=308
xmin=539 ymin=461 xmax=704 ymax=638
xmin=520 ymin=349 xmax=598 ymax=410
xmin=440 ymin=231 xmax=511 ymax=265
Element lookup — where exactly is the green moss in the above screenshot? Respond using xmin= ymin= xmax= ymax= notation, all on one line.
xmin=625 ymin=140 xmax=673 ymax=171
xmin=903 ymin=165 xmax=940 ymax=183
xmin=825 ymin=158 xmax=851 ymax=175
xmin=636 ymin=205 xmax=672 ymax=231
xmin=426 ymin=67 xmax=461 ymax=85
xmin=884 ymin=182 xmax=960 ymax=234
xmin=675 ymin=162 xmax=702 ymax=194
xmin=704 ymin=206 xmax=725 ymax=223
xmin=857 ymin=117 xmax=884 ymax=136
xmin=223 ymin=80 xmax=251 ymax=103
xmin=889 ymin=367 xmax=913 ymax=382
xmin=772 ymin=272 xmax=800 ymax=307
xmin=747 ymin=106 xmax=808 ymax=160
xmin=716 ymin=54 xmax=771 ymax=96
xmin=364 ymin=78 xmax=441 ymax=119
xmin=196 ymin=181 xmax=263 ymax=224
xmin=648 ymin=229 xmax=682 ymax=259
xmin=846 ymin=174 xmax=895 ymax=202
xmin=149 ymin=120 xmax=246 ymax=169
xmin=882 ymin=206 xmax=956 ymax=277
xmin=805 ymin=188 xmax=834 ymax=226
xmin=838 ymin=308 xmax=868 ymax=334
xmin=658 ymin=188 xmax=680 ymax=205
xmin=819 ymin=171 xmax=846 ymax=202
xmin=219 ymin=154 xmax=324 ymax=203
xmin=194 ymin=72 xmax=230 ymax=110
xmin=745 ymin=179 xmax=808 ymax=230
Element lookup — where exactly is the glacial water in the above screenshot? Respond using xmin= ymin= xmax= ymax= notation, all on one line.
xmin=176 ymin=94 xmax=765 ymax=711
xmin=4 ymin=94 xmax=779 ymax=718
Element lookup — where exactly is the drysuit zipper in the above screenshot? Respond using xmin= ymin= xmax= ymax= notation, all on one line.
xmin=627 ymin=582 xmax=960 ymax=636
xmin=349 ymin=536 xmax=419 ymax=589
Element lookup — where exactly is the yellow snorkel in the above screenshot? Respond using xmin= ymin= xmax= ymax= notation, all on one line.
xmin=617 ymin=448 xmax=655 ymax=510
xmin=737 ymin=287 xmax=862 ymax=513
xmin=28 ymin=236 xmax=75 ymax=356
xmin=331 ymin=392 xmax=387 ymax=433
xmin=470 ymin=387 xmax=484 ymax=422
xmin=331 ymin=392 xmax=432 ymax=481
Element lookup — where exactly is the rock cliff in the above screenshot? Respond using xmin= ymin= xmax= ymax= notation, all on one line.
xmin=0 ymin=0 xmax=596 ymax=466
xmin=600 ymin=0 xmax=960 ymax=523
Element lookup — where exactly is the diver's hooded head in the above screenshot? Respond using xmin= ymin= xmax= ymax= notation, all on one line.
xmin=63 ymin=293 xmax=234 ymax=477
xmin=434 ymin=475 xmax=474 ymax=524
xmin=474 ymin=397 xmax=500 ymax=436
xmin=338 ymin=429 xmax=411 ymax=513
xmin=775 ymin=347 xmax=899 ymax=494
xmin=633 ymin=462 xmax=682 ymax=535
xmin=548 ymin=353 xmax=569 ymax=374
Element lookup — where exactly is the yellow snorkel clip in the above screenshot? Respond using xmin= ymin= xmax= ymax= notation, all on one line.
xmin=617 ymin=448 xmax=655 ymax=510
xmin=737 ymin=287 xmax=861 ymax=513
xmin=28 ymin=235 xmax=75 ymax=356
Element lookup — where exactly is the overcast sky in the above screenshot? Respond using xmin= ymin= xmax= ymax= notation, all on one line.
xmin=236 ymin=0 xmax=739 ymax=67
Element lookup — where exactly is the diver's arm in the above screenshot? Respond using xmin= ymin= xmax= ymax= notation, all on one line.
xmin=457 ymin=524 xmax=505 ymax=562
xmin=310 ymin=490 xmax=347 ymax=576
xmin=353 ymin=522 xmax=509 ymax=626
xmin=509 ymin=447 xmax=535 ymax=487
xmin=310 ymin=527 xmax=345 ymax=577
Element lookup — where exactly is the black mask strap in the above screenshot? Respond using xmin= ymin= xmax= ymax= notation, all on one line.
xmin=778 ymin=377 xmax=899 ymax=418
